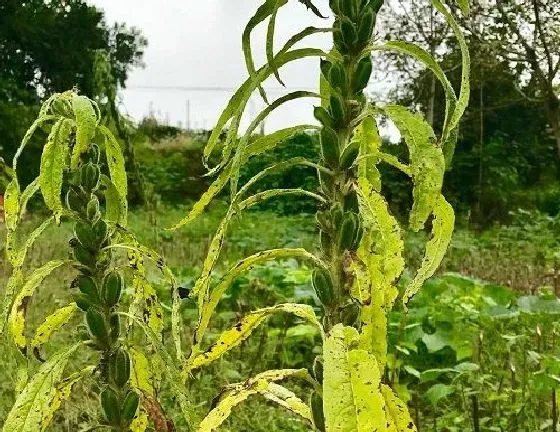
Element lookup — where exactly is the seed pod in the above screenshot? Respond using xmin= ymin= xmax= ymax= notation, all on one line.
xmin=81 ymin=163 xmax=100 ymax=192
xmin=66 ymin=185 xmax=88 ymax=214
xmin=86 ymin=308 xmax=109 ymax=344
xmin=76 ymin=275 xmax=99 ymax=299
xmin=340 ymin=17 xmax=358 ymax=48
xmin=316 ymin=211 xmax=330 ymax=232
xmin=333 ymin=28 xmax=346 ymax=53
xmin=338 ymin=212 xmax=358 ymax=251
xmin=357 ymin=7 xmax=375 ymax=46
xmin=100 ymin=387 xmax=121 ymax=424
xmin=320 ymin=127 xmax=340 ymax=168
xmin=121 ymin=390 xmax=140 ymax=422
xmin=312 ymin=356 xmax=324 ymax=383
xmin=73 ymin=243 xmax=96 ymax=267
xmin=110 ymin=313 xmax=121 ymax=341
xmin=101 ymin=271 xmax=123 ymax=307
xmin=320 ymin=59 xmax=332 ymax=80
xmin=319 ymin=171 xmax=335 ymax=195
xmin=352 ymin=218 xmax=364 ymax=249
xmin=329 ymin=0 xmax=340 ymax=14
xmin=330 ymin=203 xmax=344 ymax=228
xmin=75 ymin=293 xmax=94 ymax=312
xmin=74 ymin=221 xmax=97 ymax=251
xmin=314 ymin=106 xmax=335 ymax=129
xmin=111 ymin=348 xmax=131 ymax=388
xmin=340 ymin=0 xmax=357 ymax=20
xmin=341 ymin=302 xmax=360 ymax=326
xmin=354 ymin=56 xmax=373 ymax=93
xmin=329 ymin=92 xmax=346 ymax=125
xmin=311 ymin=391 xmax=325 ymax=432
xmin=312 ymin=268 xmax=335 ymax=305
xmin=86 ymin=196 xmax=100 ymax=223
xmin=339 ymin=140 xmax=360 ymax=169
xmin=344 ymin=190 xmax=359 ymax=213
xmin=92 ymin=219 xmax=109 ymax=247
xmin=328 ymin=63 xmax=346 ymax=91
xmin=320 ymin=231 xmax=332 ymax=254
xmin=371 ymin=0 xmax=384 ymax=13
xmin=86 ymin=143 xmax=101 ymax=165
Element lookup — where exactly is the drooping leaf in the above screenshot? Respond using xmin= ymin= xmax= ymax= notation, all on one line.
xmin=0 ymin=270 xmax=24 ymax=335
xmin=229 ymin=92 xmax=319 ymax=199
xmin=70 ymin=95 xmax=98 ymax=169
xmin=2 ymin=343 xmax=81 ymax=432
xmin=204 ymin=48 xmax=324 ymax=171
xmin=356 ymin=117 xmax=382 ymax=191
xmin=403 ymin=195 xmax=455 ymax=308
xmin=39 ymin=118 xmax=73 ymax=220
xmin=12 ymin=116 xmax=57 ymax=171
xmin=40 ymin=366 xmax=94 ymax=431
xmin=195 ymin=248 xmax=324 ymax=347
xmin=381 ymin=384 xmax=417 ymax=432
xmin=260 ymin=383 xmax=313 ymax=423
xmin=126 ymin=314 xmax=195 ymax=429
xmin=198 ymin=369 xmax=311 ymax=431
xmin=384 ymin=106 xmax=445 ymax=231
xmin=31 ymin=303 xmax=78 ymax=358
xmin=4 ymin=178 xmax=20 ymax=231
xmin=375 ymin=41 xmax=456 ymax=144
xmin=266 ymin=1 xmax=284 ymax=86
xmin=188 ymin=303 xmax=322 ymax=372
xmin=18 ymin=178 xmax=40 ymax=220
xmin=242 ymin=0 xmax=289 ymax=103
xmin=99 ymin=125 xmax=128 ymax=211
xmin=100 ymin=174 xmax=127 ymax=225
xmin=323 ymin=324 xmax=386 ymax=432
xmin=9 ymin=260 xmax=69 ymax=352
xmin=130 ymin=348 xmax=161 ymax=397
xmin=169 ymin=124 xmax=317 ymax=231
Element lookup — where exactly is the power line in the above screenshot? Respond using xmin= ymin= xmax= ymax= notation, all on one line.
xmin=126 ymin=84 xmax=317 ymax=93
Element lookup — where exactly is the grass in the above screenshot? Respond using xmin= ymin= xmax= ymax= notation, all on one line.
xmin=0 ymin=203 xmax=558 ymax=430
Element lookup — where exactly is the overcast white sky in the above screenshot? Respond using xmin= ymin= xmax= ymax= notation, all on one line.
xmin=87 ymin=0 xmax=398 ymax=137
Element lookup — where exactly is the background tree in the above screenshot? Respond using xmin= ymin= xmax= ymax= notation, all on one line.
xmin=0 ymin=0 xmax=146 ymax=187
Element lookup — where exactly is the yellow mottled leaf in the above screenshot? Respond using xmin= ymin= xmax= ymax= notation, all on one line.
xmin=71 ymin=95 xmax=98 ymax=169
xmin=31 ymin=303 xmax=78 ymax=355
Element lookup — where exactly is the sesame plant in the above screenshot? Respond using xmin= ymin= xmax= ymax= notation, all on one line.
xmin=1 ymin=91 xmax=192 ymax=431
xmin=169 ymin=0 xmax=470 ymax=431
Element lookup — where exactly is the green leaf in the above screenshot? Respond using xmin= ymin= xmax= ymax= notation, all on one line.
xmin=242 ymin=0 xmax=289 ymax=102
xmin=381 ymin=384 xmax=417 ymax=431
xmin=204 ymin=48 xmax=324 ymax=172
xmin=375 ymin=41 xmax=456 ymax=144
xmin=70 ymin=95 xmax=98 ymax=169
xmin=31 ymin=303 xmax=78 ymax=357
xmin=425 ymin=383 xmax=454 ymax=407
xmin=188 ymin=303 xmax=322 ymax=372
xmin=229 ymin=92 xmax=319 ymax=199
xmin=384 ymin=105 xmax=445 ymax=231
xmin=323 ymin=324 xmax=386 ymax=432
xmin=40 ymin=366 xmax=94 ymax=431
xmin=432 ymin=0 xmax=470 ymax=161
xmin=39 ymin=118 xmax=73 ymax=220
xmin=199 ymin=369 xmax=311 ymax=432
xmin=9 ymin=260 xmax=69 ymax=352
xmin=266 ymin=1 xmax=285 ymax=86
xmin=99 ymin=125 xmax=128 ymax=211
xmin=169 ymin=124 xmax=317 ymax=231
xmin=403 ymin=195 xmax=455 ymax=308
xmin=195 ymin=248 xmax=324 ymax=347
xmin=457 ymin=0 xmax=470 ymax=14
xmin=2 ymin=343 xmax=81 ymax=432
